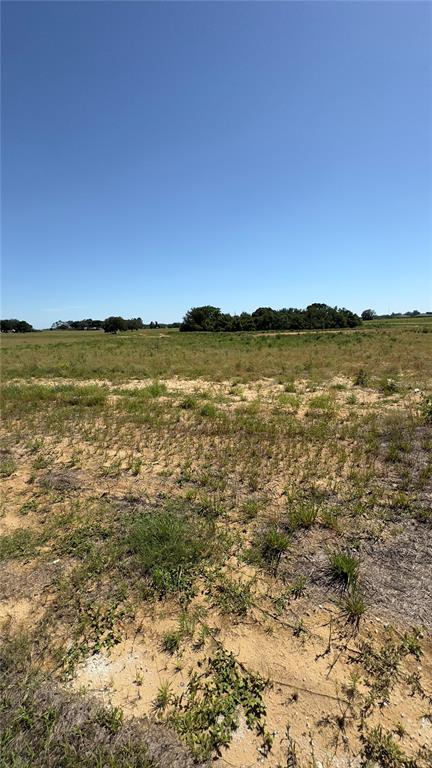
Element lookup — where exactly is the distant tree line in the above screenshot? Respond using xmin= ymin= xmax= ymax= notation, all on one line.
xmin=3 ymin=308 xmax=428 ymax=334
xmin=51 ymin=319 xmax=104 ymax=330
xmin=50 ymin=317 xmax=144 ymax=332
xmin=49 ymin=317 xmax=181 ymax=333
xmin=361 ymin=309 xmax=430 ymax=320
xmin=180 ymin=304 xmax=362 ymax=332
xmin=100 ymin=317 xmax=145 ymax=333
xmin=0 ymin=319 xmax=34 ymax=333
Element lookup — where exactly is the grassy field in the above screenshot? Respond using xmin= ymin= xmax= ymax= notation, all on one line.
xmin=1 ymin=322 xmax=431 ymax=767
xmin=2 ymin=317 xmax=432 ymax=383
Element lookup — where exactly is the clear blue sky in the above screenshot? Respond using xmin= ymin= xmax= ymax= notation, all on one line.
xmin=2 ymin=1 xmax=431 ymax=328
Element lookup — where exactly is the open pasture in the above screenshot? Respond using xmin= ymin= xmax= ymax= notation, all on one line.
xmin=1 ymin=322 xmax=431 ymax=767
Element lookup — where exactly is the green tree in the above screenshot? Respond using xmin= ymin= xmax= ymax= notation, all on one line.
xmin=102 ymin=316 xmax=127 ymax=333
xmin=361 ymin=309 xmax=376 ymax=321
xmin=180 ymin=306 xmax=222 ymax=332
xmin=0 ymin=319 xmax=34 ymax=333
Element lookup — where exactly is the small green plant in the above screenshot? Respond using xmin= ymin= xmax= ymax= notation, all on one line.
xmin=354 ymin=368 xmax=369 ymax=387
xmin=328 ymin=550 xmax=359 ymax=588
xmin=129 ymin=457 xmax=142 ymax=476
xmin=19 ymin=499 xmax=38 ymax=516
xmin=213 ymin=577 xmax=253 ymax=617
xmin=240 ymin=499 xmax=260 ymax=521
xmin=144 ymin=381 xmax=167 ymax=398
xmin=100 ymin=459 xmax=122 ymax=478
xmin=379 ymin=376 xmax=399 ymax=395
xmin=340 ymin=586 xmax=367 ymax=628
xmin=63 ymin=602 xmax=125 ymax=674
xmin=320 ymin=507 xmax=340 ymax=531
xmin=288 ymin=500 xmax=318 ymax=531
xmin=358 ymin=631 xmax=423 ymax=711
xmin=168 ymin=649 xmax=272 ymax=761
xmin=360 ymin=725 xmax=417 ymax=767
xmin=199 ymin=402 xmax=218 ymax=418
xmin=249 ymin=525 xmax=290 ymax=573
xmin=293 ymin=618 xmax=307 ymax=637
xmin=421 ymin=394 xmax=432 ymax=424
xmin=289 ymin=575 xmax=307 ymax=598
xmin=161 ymin=630 xmax=181 ymax=655
xmin=0 ymin=454 xmax=16 ymax=478
xmin=32 ymin=454 xmax=51 ymax=470
xmin=152 ymin=680 xmax=173 ymax=714
xmin=179 ymin=395 xmax=197 ymax=410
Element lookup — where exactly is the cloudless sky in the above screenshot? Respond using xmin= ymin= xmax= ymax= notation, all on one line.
xmin=2 ymin=1 xmax=431 ymax=327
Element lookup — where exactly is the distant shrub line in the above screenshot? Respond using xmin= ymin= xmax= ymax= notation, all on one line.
xmin=179 ymin=303 xmax=361 ymax=332
xmin=5 ymin=305 xmax=429 ymax=334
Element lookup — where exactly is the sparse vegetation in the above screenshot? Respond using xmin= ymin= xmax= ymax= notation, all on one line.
xmin=1 ymin=322 xmax=431 ymax=766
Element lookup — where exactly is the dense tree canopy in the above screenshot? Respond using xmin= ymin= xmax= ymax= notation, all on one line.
xmin=102 ymin=317 xmax=144 ymax=333
xmin=0 ymin=319 xmax=34 ymax=333
xmin=180 ymin=304 xmax=361 ymax=332
xmin=50 ymin=317 xmax=144 ymax=332
xmin=361 ymin=309 xmax=376 ymax=321
xmin=51 ymin=319 xmax=104 ymax=330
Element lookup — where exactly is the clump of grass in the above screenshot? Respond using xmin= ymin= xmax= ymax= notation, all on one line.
xmin=144 ymin=381 xmax=167 ymax=398
xmin=287 ymin=500 xmax=318 ymax=531
xmin=179 ymin=395 xmax=197 ymax=410
xmin=199 ymin=402 xmax=218 ymax=418
xmin=273 ymin=576 xmax=307 ymax=613
xmin=320 ymin=507 xmax=340 ymax=531
xmin=289 ymin=575 xmax=307 ymax=598
xmin=307 ymin=393 xmax=334 ymax=412
xmin=282 ymin=379 xmax=296 ymax=393
xmin=379 ymin=376 xmax=399 ymax=395
xmin=0 ymin=453 xmax=16 ymax=478
xmin=247 ymin=525 xmax=290 ymax=573
xmin=240 ymin=499 xmax=260 ymax=522
xmin=127 ymin=507 xmax=212 ymax=595
xmin=161 ymin=630 xmax=181 ymax=655
xmin=327 ymin=550 xmax=359 ymax=588
xmin=129 ymin=457 xmax=142 ymax=476
xmin=340 ymin=586 xmax=367 ymax=628
xmin=43 ymin=384 xmax=108 ymax=408
xmin=277 ymin=393 xmax=300 ymax=409
xmin=353 ymin=368 xmax=369 ymax=387
xmin=152 ymin=681 xmax=173 ymax=714
xmin=421 ymin=394 xmax=432 ymax=424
